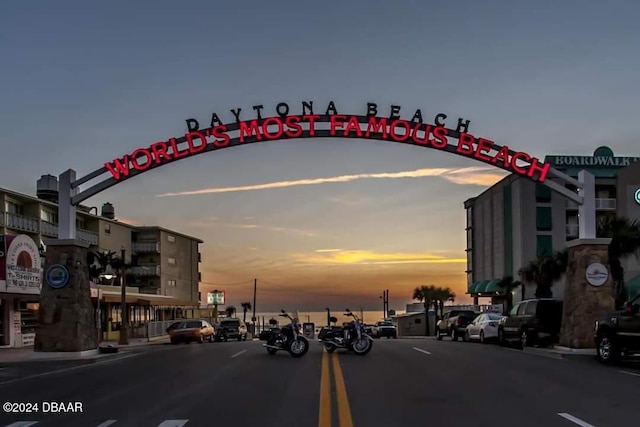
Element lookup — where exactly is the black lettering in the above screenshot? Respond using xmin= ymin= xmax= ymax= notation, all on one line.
xmin=366 ymin=103 xmax=378 ymax=117
xmin=252 ymin=105 xmax=264 ymax=120
xmin=209 ymin=113 xmax=223 ymax=127
xmin=325 ymin=101 xmax=338 ymax=115
xmin=186 ymin=119 xmax=199 ymax=132
xmin=456 ymin=118 xmax=471 ymax=133
xmin=435 ymin=113 xmax=447 ymax=126
xmin=411 ymin=109 xmax=423 ymax=124
xmin=231 ymin=108 xmax=242 ymax=123
xmin=276 ymin=102 xmax=289 ymax=118
xmin=302 ymin=101 xmax=314 ymax=115
xmin=390 ymin=105 xmax=401 ymax=120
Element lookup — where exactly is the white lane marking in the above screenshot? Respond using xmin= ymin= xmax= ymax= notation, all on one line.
xmin=558 ymin=412 xmax=597 ymax=427
xmin=96 ymin=421 xmax=118 ymax=427
xmin=412 ymin=347 xmax=431 ymax=355
xmin=5 ymin=422 xmax=39 ymax=427
xmin=231 ymin=350 xmax=247 ymax=358
xmin=619 ymin=370 xmax=640 ymax=377
xmin=158 ymin=420 xmax=189 ymax=427
xmin=0 ymin=352 xmax=143 ymax=387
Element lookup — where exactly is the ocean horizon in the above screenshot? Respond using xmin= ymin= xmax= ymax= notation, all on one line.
xmin=232 ymin=310 xmax=407 ymax=326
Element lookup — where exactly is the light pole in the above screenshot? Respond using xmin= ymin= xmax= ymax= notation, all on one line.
xmin=118 ymin=248 xmax=128 ymax=345
xmin=212 ymin=289 xmax=219 ymax=323
xmin=325 ymin=308 xmax=331 ymax=327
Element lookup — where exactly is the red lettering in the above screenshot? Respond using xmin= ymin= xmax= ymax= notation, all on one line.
xmin=343 ymin=116 xmax=362 ymax=137
xmin=105 ymin=156 xmax=131 ymax=180
xmin=302 ymin=115 xmax=319 ymax=136
xmin=170 ymin=138 xmax=189 ymax=159
xmin=131 ymin=148 xmax=153 ymax=171
xmin=390 ymin=120 xmax=410 ymax=141
xmin=365 ymin=117 xmax=388 ymax=138
xmin=239 ymin=120 xmax=262 ymax=142
xmin=491 ymin=146 xmax=510 ymax=169
xmin=262 ymin=117 xmax=283 ymax=139
xmin=511 ymin=152 xmax=531 ymax=175
xmin=211 ymin=125 xmax=230 ymax=147
xmin=186 ymin=132 xmax=207 ymax=155
xmin=285 ymin=116 xmax=303 ymax=138
xmin=431 ymin=126 xmax=448 ymax=149
xmin=150 ymin=142 xmax=171 ymax=164
xmin=474 ymin=138 xmax=494 ymax=162
xmin=527 ymin=157 xmax=550 ymax=182
xmin=411 ymin=123 xmax=430 ymax=145
xmin=330 ymin=115 xmax=346 ymax=136
xmin=456 ymin=133 xmax=476 ymax=155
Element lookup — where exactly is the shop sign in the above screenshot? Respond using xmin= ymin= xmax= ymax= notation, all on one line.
xmin=0 ymin=234 xmax=42 ymax=294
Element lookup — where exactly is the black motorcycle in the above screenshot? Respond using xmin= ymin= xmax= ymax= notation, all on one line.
xmin=262 ymin=309 xmax=310 ymax=358
xmin=318 ymin=309 xmax=374 ymax=355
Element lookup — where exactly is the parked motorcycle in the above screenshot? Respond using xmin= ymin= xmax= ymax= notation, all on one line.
xmin=262 ymin=309 xmax=310 ymax=358
xmin=318 ymin=309 xmax=374 ymax=355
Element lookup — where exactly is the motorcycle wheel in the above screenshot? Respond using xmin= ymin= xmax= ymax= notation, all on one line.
xmin=352 ymin=338 xmax=373 ymax=355
xmin=324 ymin=343 xmax=337 ymax=353
xmin=288 ymin=337 xmax=309 ymax=358
xmin=266 ymin=336 xmax=278 ymax=355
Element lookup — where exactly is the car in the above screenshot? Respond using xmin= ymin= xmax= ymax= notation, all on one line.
xmin=465 ymin=313 xmax=505 ymax=343
xmin=168 ymin=320 xmax=215 ymax=344
xmin=216 ymin=318 xmax=248 ymax=341
xmin=498 ymin=298 xmax=563 ymax=348
xmin=594 ymin=293 xmax=640 ymax=364
xmin=375 ymin=321 xmax=397 ymax=338
xmin=435 ymin=310 xmax=478 ymax=341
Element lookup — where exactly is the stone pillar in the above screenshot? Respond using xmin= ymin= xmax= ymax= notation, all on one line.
xmin=34 ymin=239 xmax=98 ymax=352
xmin=559 ymin=238 xmax=615 ymax=349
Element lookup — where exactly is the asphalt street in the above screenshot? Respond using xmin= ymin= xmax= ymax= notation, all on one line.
xmin=0 ymin=337 xmax=638 ymax=427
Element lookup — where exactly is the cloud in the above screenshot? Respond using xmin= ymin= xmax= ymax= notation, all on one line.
xmin=186 ymin=218 xmax=317 ymax=237
xmin=155 ymin=166 xmax=506 ymax=197
xmin=315 ymin=249 xmax=343 ymax=253
xmin=292 ymin=249 xmax=466 ymax=266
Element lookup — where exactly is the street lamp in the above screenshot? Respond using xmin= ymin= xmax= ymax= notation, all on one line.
xmin=101 ymin=264 xmax=115 ymax=281
xmin=118 ymin=248 xmax=128 ymax=345
xmin=325 ymin=308 xmax=331 ymax=327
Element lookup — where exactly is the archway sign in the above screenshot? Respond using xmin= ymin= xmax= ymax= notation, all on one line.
xmin=57 ymin=100 xmax=595 ymax=240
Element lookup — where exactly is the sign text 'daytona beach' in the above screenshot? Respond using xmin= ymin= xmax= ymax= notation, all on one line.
xmin=103 ymin=101 xmax=551 ymax=184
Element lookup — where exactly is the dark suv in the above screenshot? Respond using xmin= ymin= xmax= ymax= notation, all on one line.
xmin=594 ymin=293 xmax=640 ymax=364
xmin=216 ymin=318 xmax=248 ymax=341
xmin=498 ymin=298 xmax=563 ymax=349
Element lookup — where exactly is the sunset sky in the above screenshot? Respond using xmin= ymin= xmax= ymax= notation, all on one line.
xmin=2 ymin=1 xmax=640 ymax=311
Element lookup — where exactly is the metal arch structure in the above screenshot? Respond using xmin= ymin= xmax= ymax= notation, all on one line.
xmin=56 ymin=103 xmax=596 ymax=241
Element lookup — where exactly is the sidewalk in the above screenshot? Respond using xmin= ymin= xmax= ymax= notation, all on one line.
xmin=0 ymin=336 xmax=170 ymax=364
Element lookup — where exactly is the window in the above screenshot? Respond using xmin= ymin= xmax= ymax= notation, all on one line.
xmin=105 ymin=224 xmax=111 ymax=234
xmin=168 ymin=257 xmax=176 ymax=265
xmin=536 ymin=207 xmax=553 ymax=231
xmin=6 ymin=201 xmax=23 ymax=215
xmin=535 ymin=183 xmax=552 ymax=202
xmin=536 ymin=235 xmax=553 ymax=257
xmin=466 ymin=207 xmax=473 ymax=226
xmin=517 ymin=303 xmax=528 ymax=316
xmin=168 ymin=280 xmax=176 ymax=287
xmin=525 ymin=301 xmax=537 ymax=316
xmin=509 ymin=304 xmax=520 ymax=316
xmin=414 ymin=318 xmax=422 ymax=324
xmin=466 ymin=228 xmax=473 ymax=249
xmin=40 ymin=210 xmax=57 ymax=223
xmin=167 ymin=235 xmax=176 ymax=243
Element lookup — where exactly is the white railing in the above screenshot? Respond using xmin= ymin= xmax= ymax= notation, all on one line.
xmin=566 ymin=224 xmax=579 ymax=236
xmin=131 ymin=265 xmax=161 ymax=277
xmin=595 ymin=198 xmax=616 ymax=210
xmin=41 ymin=221 xmax=57 ymax=236
xmin=4 ymin=213 xmax=39 ymax=233
xmin=132 ymin=242 xmax=160 ymax=253
xmin=78 ymin=229 xmax=99 ymax=246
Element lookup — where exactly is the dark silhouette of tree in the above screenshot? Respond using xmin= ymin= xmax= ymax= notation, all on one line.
xmin=225 ymin=306 xmax=236 ymax=318
xmin=240 ymin=302 xmax=252 ymax=323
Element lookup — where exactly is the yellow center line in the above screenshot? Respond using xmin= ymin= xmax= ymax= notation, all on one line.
xmin=318 ymin=349 xmax=332 ymax=427
xmin=332 ymin=352 xmax=354 ymax=427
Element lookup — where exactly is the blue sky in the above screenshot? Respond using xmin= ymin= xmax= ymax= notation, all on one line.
xmin=2 ymin=0 xmax=639 ymax=310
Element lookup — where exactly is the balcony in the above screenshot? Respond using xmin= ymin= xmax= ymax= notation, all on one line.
xmin=39 ymin=221 xmax=99 ymax=245
xmin=3 ymin=212 xmax=39 ymax=233
xmin=131 ymin=265 xmax=161 ymax=277
xmin=132 ymin=242 xmax=160 ymax=254
xmin=566 ymin=224 xmax=579 ymax=236
xmin=565 ymin=198 xmax=617 ymax=210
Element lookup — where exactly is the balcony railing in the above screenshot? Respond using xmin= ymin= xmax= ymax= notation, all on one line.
xmin=132 ymin=242 xmax=160 ymax=254
xmin=3 ymin=212 xmax=40 ymax=233
xmin=131 ymin=265 xmax=161 ymax=277
xmin=566 ymin=224 xmax=579 ymax=236
xmin=565 ymin=198 xmax=617 ymax=210
xmin=30 ymin=220 xmax=99 ymax=245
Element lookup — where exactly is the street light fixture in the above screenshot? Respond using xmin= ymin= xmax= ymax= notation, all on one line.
xmin=101 ymin=264 xmax=115 ymax=281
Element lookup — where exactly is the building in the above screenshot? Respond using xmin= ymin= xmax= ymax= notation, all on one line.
xmin=464 ymin=146 xmax=640 ymax=306
xmin=0 ymin=175 xmax=204 ymax=347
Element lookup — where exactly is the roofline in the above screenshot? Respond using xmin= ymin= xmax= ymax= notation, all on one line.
xmin=464 ymin=173 xmax=520 ymax=207
xmin=0 ymin=187 xmax=203 ymax=243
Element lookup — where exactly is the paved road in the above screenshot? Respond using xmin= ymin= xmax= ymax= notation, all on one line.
xmin=0 ymin=338 xmax=638 ymax=426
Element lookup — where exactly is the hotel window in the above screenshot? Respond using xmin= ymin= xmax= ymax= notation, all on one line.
xmin=168 ymin=280 xmax=177 ymax=287
xmin=76 ymin=218 xmax=86 ymax=230
xmin=40 ymin=210 xmax=58 ymax=224
xmin=6 ymin=201 xmax=23 ymax=215
xmin=104 ymin=223 xmax=111 ymax=234
xmin=168 ymin=257 xmax=176 ymax=265
xmin=535 ymin=183 xmax=552 ymax=203
xmin=167 ymin=235 xmax=176 ymax=243
xmin=536 ymin=207 xmax=553 ymax=231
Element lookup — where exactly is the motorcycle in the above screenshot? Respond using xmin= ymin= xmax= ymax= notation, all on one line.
xmin=318 ymin=309 xmax=374 ymax=355
xmin=262 ymin=309 xmax=310 ymax=358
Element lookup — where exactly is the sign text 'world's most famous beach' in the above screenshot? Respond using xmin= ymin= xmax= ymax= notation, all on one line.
xmin=104 ymin=101 xmax=551 ymax=184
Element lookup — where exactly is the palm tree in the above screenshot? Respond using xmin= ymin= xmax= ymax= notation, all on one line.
xmin=412 ymin=285 xmax=439 ymax=335
xmin=433 ymin=287 xmax=455 ymax=319
xmin=497 ymin=276 xmax=522 ymax=314
xmin=87 ymin=250 xmax=118 ymax=282
xmin=518 ymin=250 xmax=568 ymax=299
xmin=240 ymin=302 xmax=252 ymax=323
xmin=597 ymin=216 xmax=640 ymax=308
xmin=225 ymin=305 xmax=236 ymax=318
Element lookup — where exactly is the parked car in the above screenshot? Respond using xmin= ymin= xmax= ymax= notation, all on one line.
xmin=436 ymin=310 xmax=477 ymax=341
xmin=498 ymin=298 xmax=563 ymax=349
xmin=364 ymin=324 xmax=378 ymax=337
xmin=594 ymin=293 xmax=640 ymax=364
xmin=165 ymin=321 xmax=183 ymax=334
xmin=168 ymin=320 xmax=215 ymax=344
xmin=465 ymin=313 xmax=505 ymax=343
xmin=216 ymin=318 xmax=248 ymax=341
xmin=375 ymin=321 xmax=397 ymax=338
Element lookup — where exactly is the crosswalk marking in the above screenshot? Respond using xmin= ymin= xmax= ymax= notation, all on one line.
xmin=4 ymin=421 xmax=189 ymax=427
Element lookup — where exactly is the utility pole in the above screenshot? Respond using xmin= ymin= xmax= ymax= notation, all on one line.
xmin=252 ymin=278 xmax=257 ymax=332
xmin=118 ymin=248 xmax=128 ymax=345
xmin=385 ymin=289 xmax=389 ymax=319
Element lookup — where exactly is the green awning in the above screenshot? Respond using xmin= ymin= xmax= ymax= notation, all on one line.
xmin=625 ymin=275 xmax=640 ymax=300
xmin=468 ymin=281 xmax=480 ymax=294
xmin=474 ymin=280 xmax=489 ymax=294
xmin=483 ymin=279 xmax=501 ymax=294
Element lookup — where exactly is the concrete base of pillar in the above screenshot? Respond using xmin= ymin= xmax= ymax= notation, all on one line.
xmin=559 ymin=238 xmax=615 ymax=349
xmin=34 ymin=239 xmax=98 ymax=352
